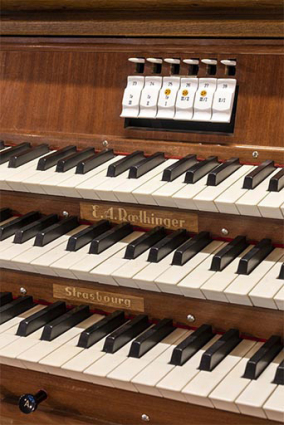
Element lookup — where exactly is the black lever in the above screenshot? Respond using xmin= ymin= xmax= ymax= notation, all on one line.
xmin=8 ymin=144 xmax=50 ymax=168
xmin=37 ymin=145 xmax=77 ymax=171
xmin=207 ymin=157 xmax=241 ymax=186
xmin=34 ymin=216 xmax=79 ymax=247
xmin=148 ymin=229 xmax=188 ymax=263
xmin=66 ymin=220 xmax=111 ymax=252
xmin=0 ymin=142 xmax=31 ymax=165
xmin=129 ymin=152 xmax=166 ymax=179
xmin=243 ymin=160 xmax=275 ymax=190
xmin=210 ymin=236 xmax=248 ymax=272
xmin=107 ymin=151 xmax=145 ymax=177
xmin=0 ymin=291 xmax=13 ymax=307
xmin=273 ymin=360 xmax=284 ymax=385
xmin=172 ymin=231 xmax=212 ymax=266
xmin=0 ymin=208 xmax=12 ymax=222
xmin=19 ymin=390 xmax=47 ymax=414
xmin=268 ymin=168 xmax=284 ymax=192
xmin=13 ymin=214 xmax=59 ymax=244
xmin=76 ymin=149 xmax=115 ymax=174
xmin=0 ymin=211 xmax=41 ymax=241
xmin=184 ymin=156 xmax=219 ymax=184
xmin=56 ymin=148 xmax=95 ymax=172
xmin=0 ymin=296 xmax=34 ymax=325
xmin=162 ymin=155 xmax=198 ymax=182
xmin=124 ymin=226 xmax=166 ymax=260
xmin=89 ymin=223 xmax=133 ymax=255
xmin=237 ymin=239 xmax=274 ymax=275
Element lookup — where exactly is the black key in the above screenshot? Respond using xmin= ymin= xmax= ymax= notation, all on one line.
xmin=148 ymin=229 xmax=189 ymax=263
xmin=199 ymin=329 xmax=242 ymax=372
xmin=0 ymin=296 xmax=34 ymax=325
xmin=107 ymin=151 xmax=145 ymax=177
xmin=237 ymin=239 xmax=274 ymax=275
xmin=278 ymin=263 xmax=284 ymax=280
xmin=170 ymin=324 xmax=214 ymax=366
xmin=16 ymin=301 xmax=66 ymax=337
xmin=41 ymin=305 xmax=90 ymax=342
xmin=89 ymin=223 xmax=133 ymax=255
xmin=0 ymin=142 xmax=31 ymax=165
xmin=66 ymin=220 xmax=111 ymax=252
xmin=273 ymin=360 xmax=284 ymax=385
xmin=210 ymin=236 xmax=248 ymax=272
xmin=243 ymin=336 xmax=283 ymax=380
xmin=129 ymin=318 xmax=175 ymax=359
xmin=184 ymin=156 xmax=219 ymax=184
xmin=13 ymin=214 xmax=59 ymax=244
xmin=162 ymin=155 xmax=198 ymax=182
xmin=76 ymin=149 xmax=115 ymax=174
xmin=34 ymin=216 xmax=79 ymax=247
xmin=0 ymin=140 xmax=5 ymax=149
xmin=243 ymin=160 xmax=275 ymax=190
xmin=56 ymin=148 xmax=95 ymax=172
xmin=268 ymin=168 xmax=284 ymax=192
xmin=129 ymin=152 xmax=166 ymax=179
xmin=37 ymin=145 xmax=77 ymax=171
xmin=0 ymin=211 xmax=41 ymax=241
xmin=207 ymin=157 xmax=241 ymax=186
xmin=124 ymin=226 xmax=167 ymax=260
xmin=0 ymin=292 xmax=13 ymax=307
xmin=8 ymin=144 xmax=50 ymax=168
xmin=172 ymin=231 xmax=212 ymax=266
xmin=103 ymin=315 xmax=149 ymax=354
xmin=77 ymin=311 xmax=126 ymax=349
xmin=0 ymin=208 xmax=12 ymax=222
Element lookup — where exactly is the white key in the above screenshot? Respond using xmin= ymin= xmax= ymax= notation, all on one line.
xmin=249 ymin=253 xmax=284 ymax=309
xmin=111 ymin=250 xmax=151 ymax=289
xmin=263 ymin=386 xmax=284 ymax=423
xmin=177 ymin=241 xmax=226 ymax=298
xmin=236 ymin=351 xmax=284 ymax=419
xmin=30 ymin=225 xmax=88 ymax=276
xmin=236 ymin=168 xmax=280 ymax=217
xmin=157 ymin=334 xmax=221 ymax=402
xmin=132 ymin=159 xmax=177 ymax=205
xmin=56 ymin=156 xmax=121 ymax=198
xmin=214 ymin=166 xmax=257 ymax=215
xmin=274 ymin=286 xmax=284 ymax=310
xmin=281 ymin=201 xmax=284 ymax=218
xmin=108 ymin=328 xmax=185 ymax=392
xmin=131 ymin=329 xmax=188 ymax=396
xmin=0 ymin=237 xmax=36 ymax=270
xmin=172 ymin=174 xmax=212 ymax=210
xmin=155 ymin=241 xmax=224 ymax=295
xmin=23 ymin=165 xmax=58 ymax=194
xmin=182 ymin=339 xmax=255 ymax=408
xmin=193 ymin=165 xmax=254 ymax=213
xmin=224 ymin=248 xmax=284 ymax=306
xmin=40 ymin=168 xmax=78 ymax=196
xmin=201 ymin=245 xmax=253 ymax=303
xmin=38 ymin=314 xmax=104 ymax=376
xmin=258 ymin=187 xmax=284 ymax=219
xmin=152 ymin=173 xmax=187 ymax=208
xmin=0 ymin=235 xmax=17 ymax=254
xmin=114 ymin=160 xmax=171 ymax=204
xmin=71 ymin=232 xmax=141 ymax=282
xmin=50 ymin=242 xmax=91 ymax=279
xmin=18 ymin=314 xmax=103 ymax=373
xmin=89 ymin=232 xmax=144 ymax=285
xmin=209 ymin=341 xmax=262 ymax=413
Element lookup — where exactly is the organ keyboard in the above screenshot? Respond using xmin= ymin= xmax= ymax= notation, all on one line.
xmin=0 ymin=1 xmax=283 ymax=424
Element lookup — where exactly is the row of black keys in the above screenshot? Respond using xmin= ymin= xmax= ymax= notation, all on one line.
xmin=0 ymin=292 xmax=283 ymax=383
xmin=0 ymin=141 xmax=283 ymax=190
xmin=0 ymin=208 xmax=283 ymax=278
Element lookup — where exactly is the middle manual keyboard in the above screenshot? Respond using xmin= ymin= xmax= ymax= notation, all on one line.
xmin=0 ymin=293 xmax=283 ymax=422
xmin=0 ymin=209 xmax=283 ymax=310
xmin=0 ymin=143 xmax=283 ymax=219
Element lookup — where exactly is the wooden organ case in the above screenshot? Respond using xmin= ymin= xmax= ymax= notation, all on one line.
xmin=0 ymin=1 xmax=283 ymax=424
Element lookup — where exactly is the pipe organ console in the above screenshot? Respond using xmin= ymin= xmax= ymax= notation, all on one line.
xmin=0 ymin=1 xmax=283 ymax=424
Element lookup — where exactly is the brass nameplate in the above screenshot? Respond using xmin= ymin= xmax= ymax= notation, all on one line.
xmin=80 ymin=202 xmax=198 ymax=231
xmin=53 ymin=284 xmax=144 ymax=312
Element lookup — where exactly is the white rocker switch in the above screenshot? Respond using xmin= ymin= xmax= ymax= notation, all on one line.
xmin=156 ymin=77 xmax=181 ymax=119
xmin=193 ymin=78 xmax=217 ymax=121
xmin=120 ymin=76 xmax=145 ymax=118
xmin=174 ymin=78 xmax=199 ymax=120
xmin=139 ymin=76 xmax=163 ymax=118
xmin=211 ymin=79 xmax=237 ymax=123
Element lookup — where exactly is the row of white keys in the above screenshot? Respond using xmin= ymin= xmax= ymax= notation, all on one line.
xmin=69 ymin=231 xmax=144 ymax=282
xmin=111 ymin=249 xmax=151 ymax=289
xmin=10 ymin=225 xmax=84 ymax=273
xmin=274 ymin=286 xmax=284 ymax=311
xmin=223 ymin=248 xmax=284 ymax=306
xmin=263 ymin=385 xmax=284 ymax=422
xmin=108 ymin=328 xmax=188 ymax=392
xmin=169 ymin=174 xmax=209 ymax=209
xmin=236 ymin=350 xmax=284 ymax=419
xmin=114 ymin=160 xmax=174 ymax=204
xmin=193 ymin=165 xmax=254 ymax=213
xmin=0 ymin=236 xmax=37 ymax=270
xmin=50 ymin=242 xmax=91 ymax=279
xmin=249 ymin=254 xmax=284 ymax=309
xmin=152 ymin=173 xmax=188 ymax=208
xmin=258 ymin=189 xmax=284 ymax=219
xmin=18 ymin=313 xmax=104 ymax=374
xmin=156 ymin=240 xmax=225 ymax=296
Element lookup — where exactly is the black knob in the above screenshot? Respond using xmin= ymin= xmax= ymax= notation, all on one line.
xmin=18 ymin=390 xmax=47 ymax=414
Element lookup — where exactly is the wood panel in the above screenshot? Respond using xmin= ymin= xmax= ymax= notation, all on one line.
xmin=1 ymin=269 xmax=283 ymax=340
xmin=0 ymin=38 xmax=283 ymax=149
xmin=1 ymin=191 xmax=283 ymax=244
xmin=0 ymin=365 xmax=278 ymax=425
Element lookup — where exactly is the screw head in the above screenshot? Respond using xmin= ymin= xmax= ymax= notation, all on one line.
xmin=186 ymin=314 xmax=195 ymax=323
xmin=221 ymin=228 xmax=229 ymax=236
xmin=20 ymin=287 xmax=27 ymax=295
xmin=102 ymin=140 xmax=109 ymax=148
xmin=62 ymin=211 xmax=69 ymax=217
xmin=252 ymin=151 xmax=259 ymax=158
xmin=141 ymin=414 xmax=150 ymax=422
